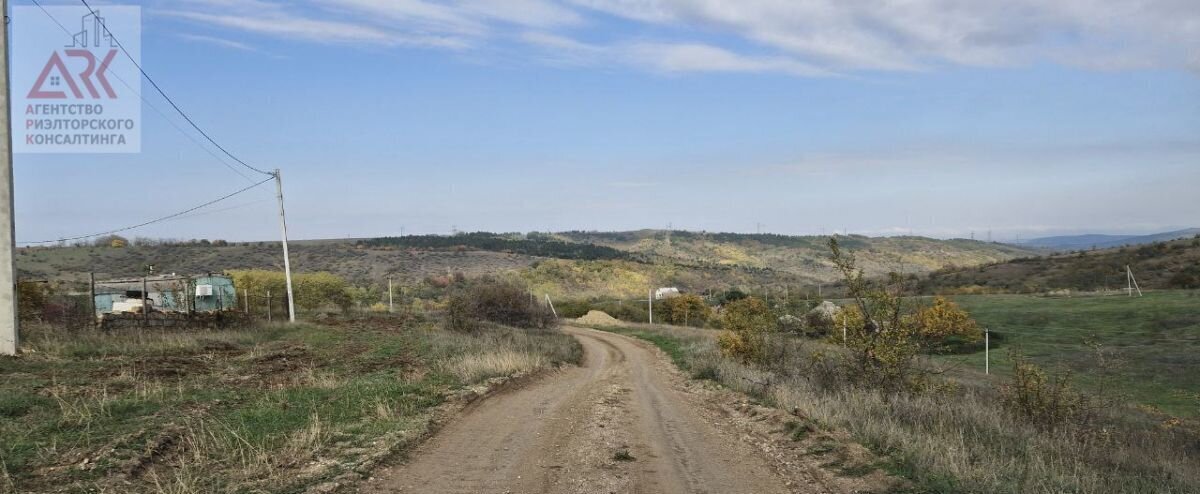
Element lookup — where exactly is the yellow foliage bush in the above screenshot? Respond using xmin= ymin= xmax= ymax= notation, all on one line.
xmin=660 ymin=294 xmax=711 ymax=326
xmin=227 ymin=270 xmax=351 ymax=312
xmin=717 ymin=297 xmax=774 ymax=362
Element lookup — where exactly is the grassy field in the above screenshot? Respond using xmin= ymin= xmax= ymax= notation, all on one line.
xmin=944 ymin=290 xmax=1200 ymax=417
xmin=0 ymin=316 xmax=580 ymax=493
xmin=590 ymin=322 xmax=1200 ymax=493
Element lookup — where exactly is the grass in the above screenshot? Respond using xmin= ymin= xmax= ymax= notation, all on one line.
xmin=943 ymin=290 xmax=1200 ymax=417
xmin=0 ymin=315 xmax=580 ymax=493
xmin=595 ymin=322 xmax=1200 ymax=494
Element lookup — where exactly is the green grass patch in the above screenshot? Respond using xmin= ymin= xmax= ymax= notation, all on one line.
xmin=940 ymin=291 xmax=1200 ymax=416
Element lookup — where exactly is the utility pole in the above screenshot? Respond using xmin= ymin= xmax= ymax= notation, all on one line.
xmin=274 ymin=169 xmax=296 ymax=322
xmin=0 ymin=0 xmax=19 ymax=356
xmin=648 ymin=289 xmax=654 ymax=324
xmin=1126 ymin=265 xmax=1143 ymax=297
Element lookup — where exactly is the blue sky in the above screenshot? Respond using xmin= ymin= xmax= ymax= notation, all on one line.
xmin=12 ymin=0 xmax=1200 ymax=243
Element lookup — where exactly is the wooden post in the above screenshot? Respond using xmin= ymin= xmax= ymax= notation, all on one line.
xmin=388 ymin=278 xmax=394 ymax=313
xmin=244 ymin=289 xmax=249 ymax=314
xmin=267 ymin=290 xmax=272 ymax=323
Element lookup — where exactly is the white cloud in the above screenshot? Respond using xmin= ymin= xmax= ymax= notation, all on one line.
xmin=520 ymin=32 xmax=831 ymax=76
xmin=164 ymin=0 xmax=1200 ymax=75
xmin=624 ymin=42 xmax=830 ymax=76
xmin=568 ymin=0 xmax=1200 ymax=72
xmin=177 ymin=33 xmax=261 ymax=52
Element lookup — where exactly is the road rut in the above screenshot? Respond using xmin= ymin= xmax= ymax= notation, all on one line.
xmin=363 ymin=326 xmax=807 ymax=494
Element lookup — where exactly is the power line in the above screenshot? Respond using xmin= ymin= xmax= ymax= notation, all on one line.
xmin=76 ymin=0 xmax=274 ymax=177
xmin=28 ymin=0 xmax=254 ymax=182
xmin=18 ymin=176 xmax=273 ymax=245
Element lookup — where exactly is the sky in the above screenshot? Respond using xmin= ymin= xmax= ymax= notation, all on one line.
xmin=11 ymin=0 xmax=1200 ymax=244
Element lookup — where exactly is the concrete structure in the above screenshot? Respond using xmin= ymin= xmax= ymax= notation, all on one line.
xmin=94 ymin=274 xmax=237 ymax=315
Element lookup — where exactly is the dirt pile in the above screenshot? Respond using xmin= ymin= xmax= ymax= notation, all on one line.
xmin=576 ymin=310 xmax=624 ymax=326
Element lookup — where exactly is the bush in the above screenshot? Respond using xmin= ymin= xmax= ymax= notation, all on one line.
xmin=17 ymin=281 xmax=49 ymax=322
xmin=828 ymin=238 xmax=924 ymax=391
xmin=912 ymin=297 xmax=983 ymax=353
xmin=1000 ymin=353 xmax=1093 ymax=431
xmin=446 ymin=277 xmax=556 ymax=332
xmin=659 ymin=294 xmax=711 ymax=327
xmin=717 ymin=297 xmax=774 ymax=362
xmin=229 ymin=270 xmax=352 ymax=313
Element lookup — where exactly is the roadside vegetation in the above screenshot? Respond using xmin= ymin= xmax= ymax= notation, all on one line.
xmin=583 ymin=238 xmax=1200 ymax=493
xmin=0 ymin=304 xmax=579 ymax=493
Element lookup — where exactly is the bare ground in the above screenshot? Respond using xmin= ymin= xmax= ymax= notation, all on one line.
xmin=363 ymin=326 xmax=897 ymax=494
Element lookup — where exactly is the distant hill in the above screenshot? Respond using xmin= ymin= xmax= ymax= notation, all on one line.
xmin=17 ymin=230 xmax=1038 ymax=299
xmin=1020 ymin=228 xmax=1200 ymax=251
xmin=919 ymin=236 xmax=1200 ymax=294
xmin=556 ymin=230 xmax=1035 ymax=283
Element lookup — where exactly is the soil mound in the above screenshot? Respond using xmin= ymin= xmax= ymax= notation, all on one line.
xmin=576 ymin=310 xmax=624 ymax=326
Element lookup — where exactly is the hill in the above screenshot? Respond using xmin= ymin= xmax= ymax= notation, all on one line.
xmin=919 ymin=235 xmax=1200 ymax=294
xmin=1020 ymin=228 xmax=1200 ymax=251
xmin=556 ymin=230 xmax=1034 ymax=283
xmin=17 ymin=231 xmax=1037 ymax=299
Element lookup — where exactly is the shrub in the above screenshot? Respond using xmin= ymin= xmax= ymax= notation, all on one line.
xmin=828 ymin=237 xmax=924 ymax=391
xmin=717 ymin=297 xmax=774 ymax=362
xmin=17 ymin=281 xmax=49 ymax=321
xmin=1000 ymin=353 xmax=1093 ymax=431
xmin=659 ymin=294 xmax=711 ymax=327
xmin=228 ymin=270 xmax=352 ymax=313
xmin=912 ymin=297 xmax=983 ymax=353
xmin=1167 ymin=266 xmax=1200 ymax=289
xmin=445 ymin=277 xmax=556 ymax=332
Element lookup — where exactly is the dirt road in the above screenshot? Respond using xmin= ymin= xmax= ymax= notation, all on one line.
xmin=363 ymin=326 xmax=842 ymax=494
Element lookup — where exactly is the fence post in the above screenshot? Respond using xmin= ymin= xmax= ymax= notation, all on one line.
xmin=267 ymin=290 xmax=272 ymax=323
xmin=985 ymin=328 xmax=990 ymax=375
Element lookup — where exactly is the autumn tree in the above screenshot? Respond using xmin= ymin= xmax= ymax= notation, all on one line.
xmin=717 ymin=296 xmax=774 ymax=362
xmin=659 ymin=294 xmax=711 ymax=327
xmin=829 ymin=237 xmax=923 ymax=390
xmin=912 ymin=296 xmax=982 ymax=352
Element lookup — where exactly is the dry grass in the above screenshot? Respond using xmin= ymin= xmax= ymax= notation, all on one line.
xmin=600 ymin=323 xmax=1200 ymax=493
xmin=440 ymin=350 xmax=549 ymax=383
xmin=1 ymin=317 xmax=581 ymax=493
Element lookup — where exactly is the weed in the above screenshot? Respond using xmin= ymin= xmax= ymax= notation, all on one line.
xmin=612 ymin=449 xmax=635 ymax=462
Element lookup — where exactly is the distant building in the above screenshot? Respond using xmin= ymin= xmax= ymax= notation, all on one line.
xmin=94 ymin=274 xmax=237 ymax=315
xmin=654 ymin=287 xmax=681 ymax=300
